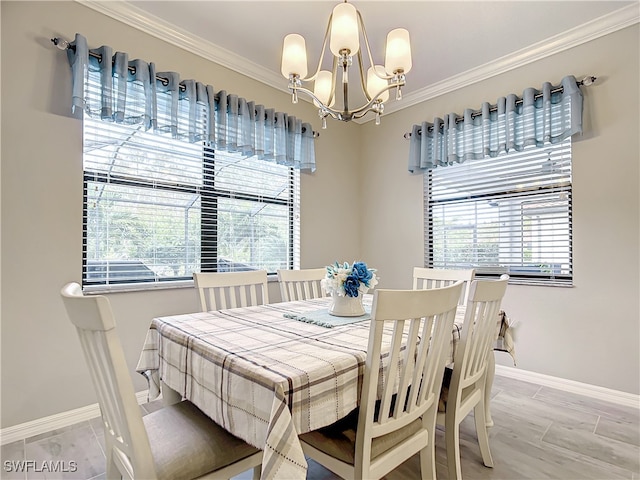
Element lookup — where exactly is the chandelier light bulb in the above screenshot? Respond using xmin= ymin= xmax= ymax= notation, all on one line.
xmin=281 ymin=34 xmax=308 ymax=78
xmin=313 ymin=70 xmax=336 ymax=107
xmin=384 ymin=28 xmax=412 ymax=75
xmin=366 ymin=66 xmax=389 ymax=103
xmin=330 ymin=2 xmax=360 ymax=57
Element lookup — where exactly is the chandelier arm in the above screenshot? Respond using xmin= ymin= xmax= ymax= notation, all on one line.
xmin=291 ymin=76 xmax=404 ymax=122
xmin=329 ymin=56 xmax=338 ymax=106
xmin=348 ymin=81 xmax=404 ymax=118
xmin=288 ymin=85 xmax=342 ymax=120
xmin=351 ymin=109 xmax=377 ymax=121
xmin=357 ymin=10 xmax=394 ymax=80
xmin=304 ymin=11 xmax=334 ymax=82
xmin=342 ymin=58 xmax=349 ymax=113
xmin=356 ymin=50 xmax=372 ymax=102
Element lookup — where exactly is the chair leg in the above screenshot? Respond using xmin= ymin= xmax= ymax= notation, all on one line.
xmin=105 ymin=448 xmax=121 ymax=480
xmin=484 ymin=352 xmax=496 ymax=427
xmin=445 ymin=412 xmax=462 ymax=480
xmin=419 ymin=444 xmax=436 ymax=480
xmin=474 ymin=400 xmax=494 ymax=468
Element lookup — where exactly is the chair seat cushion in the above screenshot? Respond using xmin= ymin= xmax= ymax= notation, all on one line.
xmin=143 ymin=400 xmax=260 ymax=480
xmin=438 ymin=366 xmax=478 ymax=414
xmin=299 ymin=407 xmax=422 ymax=465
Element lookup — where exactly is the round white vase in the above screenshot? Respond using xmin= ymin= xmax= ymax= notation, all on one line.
xmin=328 ymin=293 xmax=365 ymax=317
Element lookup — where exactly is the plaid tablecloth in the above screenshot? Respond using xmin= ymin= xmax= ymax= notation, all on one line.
xmin=451 ymin=307 xmax=516 ymax=365
xmin=136 ymin=296 xmax=509 ymax=479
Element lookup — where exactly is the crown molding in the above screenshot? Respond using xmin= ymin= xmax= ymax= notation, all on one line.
xmin=75 ymin=0 xmax=289 ymax=94
xmin=378 ymin=3 xmax=640 ymax=122
xmin=76 ymin=1 xmax=638 ymax=125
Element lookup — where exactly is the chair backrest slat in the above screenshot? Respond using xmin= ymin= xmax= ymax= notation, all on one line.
xmin=193 ymin=271 xmax=269 ymax=311
xmin=396 ymin=319 xmax=422 ymax=416
xmin=412 ymin=267 xmax=476 ymax=305
xmin=277 ymin=268 xmax=327 ymax=302
xmin=356 ymin=281 xmax=464 ymax=447
xmin=455 ymin=275 xmax=509 ymax=391
xmin=377 ymin=319 xmax=405 ymax=425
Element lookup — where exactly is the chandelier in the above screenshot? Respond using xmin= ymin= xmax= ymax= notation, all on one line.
xmin=280 ymin=1 xmax=412 ymax=128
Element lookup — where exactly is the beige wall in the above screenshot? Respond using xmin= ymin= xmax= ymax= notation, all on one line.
xmin=1 ymin=1 xmax=638 ymax=430
xmin=360 ymin=25 xmax=640 ymax=394
xmin=0 ymin=1 xmax=359 ymax=428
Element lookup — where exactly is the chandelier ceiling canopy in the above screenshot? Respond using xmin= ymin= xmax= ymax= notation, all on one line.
xmin=281 ymin=1 xmax=412 ymax=128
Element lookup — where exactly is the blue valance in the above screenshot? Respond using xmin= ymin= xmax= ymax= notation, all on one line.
xmin=66 ymin=33 xmax=316 ymax=172
xmin=408 ymin=75 xmax=583 ymax=173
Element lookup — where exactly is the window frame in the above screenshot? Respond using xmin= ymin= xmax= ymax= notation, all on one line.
xmin=424 ymin=142 xmax=573 ymax=287
xmin=81 ymin=121 xmax=299 ymax=291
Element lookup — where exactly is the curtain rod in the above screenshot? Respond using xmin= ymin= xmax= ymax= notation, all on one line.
xmin=402 ymin=76 xmax=596 ymax=139
xmin=53 ymin=37 xmax=180 ymax=89
xmin=51 ymin=37 xmax=320 ymax=137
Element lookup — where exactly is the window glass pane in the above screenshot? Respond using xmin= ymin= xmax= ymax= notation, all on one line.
xmin=84 ymin=122 xmax=203 ymax=186
xmin=82 ymin=117 xmax=298 ymax=288
xmin=214 ymin=154 xmax=293 ymax=200
xmin=213 ymin=198 xmax=291 ymax=274
xmin=426 ymin=141 xmax=572 ymax=286
xmin=84 ymin=181 xmax=200 ymax=284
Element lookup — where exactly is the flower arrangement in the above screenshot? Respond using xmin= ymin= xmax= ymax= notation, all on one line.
xmin=321 ymin=261 xmax=378 ymax=298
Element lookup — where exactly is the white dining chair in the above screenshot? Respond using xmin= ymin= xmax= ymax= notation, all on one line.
xmin=437 ymin=274 xmax=509 ymax=480
xmin=412 ymin=267 xmax=476 ymax=306
xmin=299 ymin=281 xmax=464 ymax=480
xmin=277 ymin=268 xmax=327 ymax=302
xmin=193 ymin=270 xmax=269 ymax=311
xmin=60 ymin=282 xmax=262 ymax=480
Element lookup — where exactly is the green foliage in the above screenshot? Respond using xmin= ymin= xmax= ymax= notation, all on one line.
xmin=86 ymin=184 xmax=289 ymax=278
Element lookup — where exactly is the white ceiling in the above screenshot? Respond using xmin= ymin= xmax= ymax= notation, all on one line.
xmin=87 ymin=1 xmax=638 ymax=122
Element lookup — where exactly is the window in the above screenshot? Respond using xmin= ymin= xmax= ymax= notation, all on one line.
xmin=425 ymin=140 xmax=572 ymax=286
xmin=82 ymin=115 xmax=300 ymax=288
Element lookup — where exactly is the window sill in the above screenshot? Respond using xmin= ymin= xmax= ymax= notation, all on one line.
xmin=83 ymin=274 xmax=280 ymax=295
xmin=83 ymin=280 xmax=195 ymax=295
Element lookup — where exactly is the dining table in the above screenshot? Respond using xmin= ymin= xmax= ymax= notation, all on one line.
xmin=135 ymin=294 xmax=512 ymax=480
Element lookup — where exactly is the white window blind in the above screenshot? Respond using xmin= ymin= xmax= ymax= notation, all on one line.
xmin=82 ymin=114 xmax=299 ymax=289
xmin=425 ymin=140 xmax=572 ymax=286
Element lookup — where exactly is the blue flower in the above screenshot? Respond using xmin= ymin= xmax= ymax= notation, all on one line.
xmin=352 ymin=262 xmax=373 ymax=285
xmin=343 ymin=275 xmax=361 ymax=297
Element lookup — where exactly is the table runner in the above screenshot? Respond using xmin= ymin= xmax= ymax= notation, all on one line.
xmin=283 ymin=306 xmax=371 ymax=327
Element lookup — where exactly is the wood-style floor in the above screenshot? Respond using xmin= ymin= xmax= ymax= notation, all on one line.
xmin=2 ymin=375 xmax=638 ymax=479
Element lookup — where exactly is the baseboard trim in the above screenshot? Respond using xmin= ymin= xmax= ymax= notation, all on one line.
xmin=495 ymin=365 xmax=639 ymax=409
xmin=0 ymin=391 xmax=149 ymax=446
